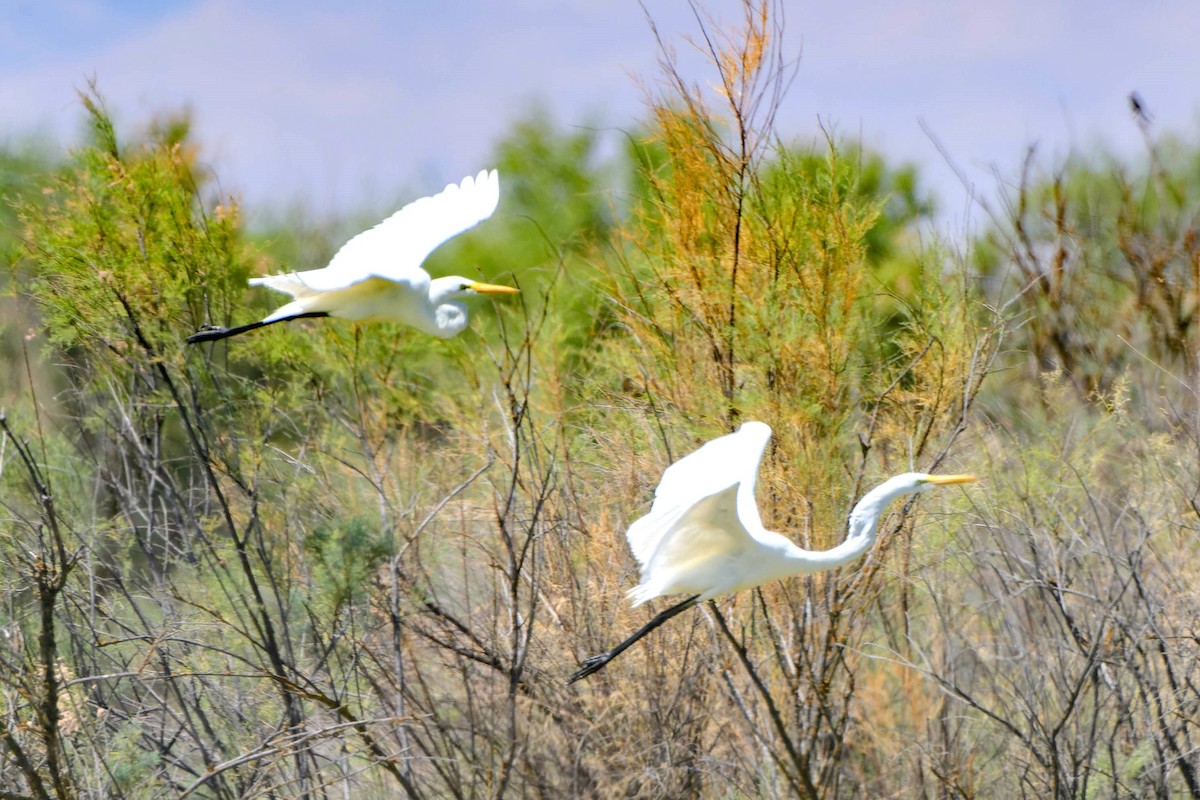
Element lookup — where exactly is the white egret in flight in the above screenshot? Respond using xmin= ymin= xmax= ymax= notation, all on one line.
xmin=187 ymin=169 xmax=517 ymax=344
xmin=570 ymin=421 xmax=976 ymax=683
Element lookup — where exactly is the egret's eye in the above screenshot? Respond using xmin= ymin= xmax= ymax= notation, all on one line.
xmin=461 ymin=283 xmax=472 ymax=291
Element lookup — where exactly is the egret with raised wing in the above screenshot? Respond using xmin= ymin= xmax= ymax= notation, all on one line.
xmin=187 ymin=169 xmax=517 ymax=344
xmin=569 ymin=421 xmax=976 ymax=683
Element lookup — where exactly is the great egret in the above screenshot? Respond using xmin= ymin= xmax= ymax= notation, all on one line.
xmin=187 ymin=169 xmax=517 ymax=344
xmin=569 ymin=421 xmax=976 ymax=683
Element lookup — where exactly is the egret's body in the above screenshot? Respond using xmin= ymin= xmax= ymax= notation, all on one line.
xmin=187 ymin=169 xmax=517 ymax=344
xmin=570 ymin=421 xmax=975 ymax=682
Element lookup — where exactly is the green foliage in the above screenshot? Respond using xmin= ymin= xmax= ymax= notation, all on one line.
xmin=105 ymin=722 xmax=162 ymax=794
xmin=479 ymin=108 xmax=619 ymax=365
xmin=22 ymin=92 xmax=252 ymax=356
xmin=303 ymin=517 xmax=394 ymax=612
xmin=766 ymin=141 xmax=935 ymax=265
xmin=1 ymin=135 xmax=59 ymax=407
xmin=0 ymin=135 xmax=55 ymax=265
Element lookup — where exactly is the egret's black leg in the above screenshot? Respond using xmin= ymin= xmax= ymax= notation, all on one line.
xmin=568 ymin=594 xmax=701 ymax=683
xmin=186 ymin=312 xmax=330 ymax=344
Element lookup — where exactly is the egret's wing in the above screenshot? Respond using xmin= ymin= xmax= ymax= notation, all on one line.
xmin=643 ymin=482 xmax=752 ymax=570
xmin=276 ymin=169 xmax=500 ymax=294
xmin=625 ymin=421 xmax=772 ymax=571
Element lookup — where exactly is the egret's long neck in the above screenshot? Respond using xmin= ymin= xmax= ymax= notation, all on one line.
xmin=423 ymin=278 xmax=470 ymax=338
xmin=779 ymin=480 xmax=915 ymax=574
xmin=431 ymin=302 xmax=468 ymax=338
xmin=781 ymin=518 xmax=877 ymax=572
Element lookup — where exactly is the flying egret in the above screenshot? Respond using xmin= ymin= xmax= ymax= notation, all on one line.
xmin=187 ymin=169 xmax=517 ymax=344
xmin=569 ymin=421 xmax=976 ymax=683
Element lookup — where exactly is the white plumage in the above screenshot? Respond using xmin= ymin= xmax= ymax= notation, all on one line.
xmin=625 ymin=421 xmax=772 ymax=605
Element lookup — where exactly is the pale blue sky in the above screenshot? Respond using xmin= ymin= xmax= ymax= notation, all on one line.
xmin=2 ymin=0 xmax=1197 ymax=225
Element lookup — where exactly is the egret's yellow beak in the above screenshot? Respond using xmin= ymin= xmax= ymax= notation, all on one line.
xmin=468 ymin=281 xmax=519 ymax=295
xmin=923 ymin=474 xmax=978 ymax=485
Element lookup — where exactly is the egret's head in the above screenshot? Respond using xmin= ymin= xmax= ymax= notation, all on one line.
xmin=862 ymin=472 xmax=977 ymax=509
xmin=847 ymin=472 xmax=977 ymax=537
xmin=426 ymin=276 xmax=519 ymax=338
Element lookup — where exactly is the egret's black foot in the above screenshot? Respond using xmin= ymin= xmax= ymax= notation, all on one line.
xmin=186 ymin=312 xmax=326 ymax=344
xmin=568 ymin=653 xmax=613 ymax=684
xmin=186 ymin=326 xmax=229 ymax=344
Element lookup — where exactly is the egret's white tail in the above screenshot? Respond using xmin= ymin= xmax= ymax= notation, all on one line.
xmin=261 ymin=296 xmax=323 ymax=324
xmin=249 ymin=272 xmax=321 ymax=299
xmin=625 ymin=582 xmax=658 ymax=608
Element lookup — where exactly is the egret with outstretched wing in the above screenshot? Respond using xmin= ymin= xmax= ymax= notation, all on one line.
xmin=570 ymin=421 xmax=976 ymax=682
xmin=188 ymin=169 xmax=517 ymax=344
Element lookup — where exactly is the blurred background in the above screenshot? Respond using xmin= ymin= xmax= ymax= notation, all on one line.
xmin=3 ymin=0 xmax=1197 ymax=221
